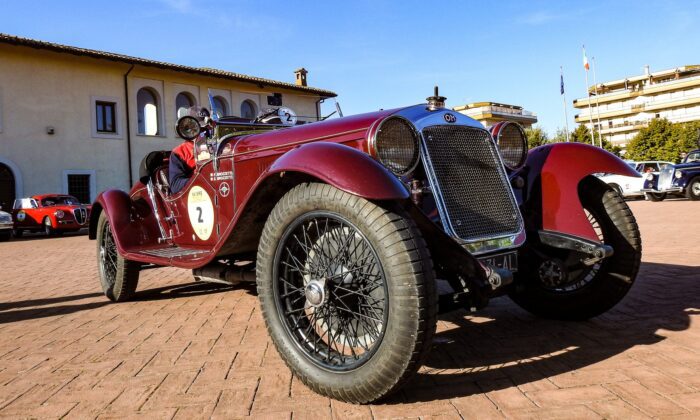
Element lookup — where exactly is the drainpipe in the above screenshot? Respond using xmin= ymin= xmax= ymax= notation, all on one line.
xmin=123 ymin=64 xmax=135 ymax=187
xmin=315 ymin=97 xmax=323 ymax=121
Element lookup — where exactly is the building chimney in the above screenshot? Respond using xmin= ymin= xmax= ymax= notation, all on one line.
xmin=294 ymin=68 xmax=308 ymax=87
xmin=644 ymin=64 xmax=650 ymax=75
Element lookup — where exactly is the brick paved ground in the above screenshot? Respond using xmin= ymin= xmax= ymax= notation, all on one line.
xmin=0 ymin=199 xmax=698 ymax=419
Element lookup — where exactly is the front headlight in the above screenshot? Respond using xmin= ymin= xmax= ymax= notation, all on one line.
xmin=54 ymin=210 xmax=65 ymax=218
xmin=646 ymin=173 xmax=655 ymax=181
xmin=371 ymin=117 xmax=420 ymax=176
xmin=490 ymin=121 xmax=528 ymax=170
xmin=675 ymin=171 xmax=683 ymax=179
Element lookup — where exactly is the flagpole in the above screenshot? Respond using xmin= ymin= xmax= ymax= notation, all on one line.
xmin=583 ymin=45 xmax=595 ymax=145
xmin=560 ymin=66 xmax=570 ymax=142
xmin=592 ymin=56 xmax=603 ymax=148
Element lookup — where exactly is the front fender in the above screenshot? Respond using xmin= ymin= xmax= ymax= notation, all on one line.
xmin=88 ymin=190 xmax=142 ymax=254
xmin=522 ymin=143 xmax=639 ymax=242
xmin=266 ymin=142 xmax=409 ymax=200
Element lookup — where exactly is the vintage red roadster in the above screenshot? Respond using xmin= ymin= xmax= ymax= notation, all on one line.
xmin=89 ymin=92 xmax=642 ymax=403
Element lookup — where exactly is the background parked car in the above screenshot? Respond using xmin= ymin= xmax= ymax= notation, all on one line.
xmin=642 ymin=149 xmax=700 ymax=201
xmin=12 ymin=194 xmax=91 ymax=236
xmin=598 ymin=160 xmax=673 ymax=199
xmin=0 ymin=207 xmax=12 ymax=241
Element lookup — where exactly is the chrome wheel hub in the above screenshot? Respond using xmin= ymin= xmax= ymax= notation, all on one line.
xmin=305 ymin=280 xmax=326 ymax=307
xmin=539 ymin=260 xmax=566 ymax=288
xmin=692 ymin=182 xmax=700 ymax=195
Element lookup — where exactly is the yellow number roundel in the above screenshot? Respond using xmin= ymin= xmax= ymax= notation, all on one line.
xmin=187 ymin=186 xmax=215 ymax=240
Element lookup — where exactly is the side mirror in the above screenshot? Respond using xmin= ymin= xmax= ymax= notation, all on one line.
xmin=176 ymin=116 xmax=201 ymax=140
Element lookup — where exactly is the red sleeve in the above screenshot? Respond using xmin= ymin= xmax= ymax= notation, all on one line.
xmin=173 ymin=142 xmax=195 ymax=170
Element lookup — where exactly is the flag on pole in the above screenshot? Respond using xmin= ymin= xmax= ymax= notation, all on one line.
xmin=583 ymin=46 xmax=590 ymax=71
xmin=560 ymin=72 xmax=565 ymax=95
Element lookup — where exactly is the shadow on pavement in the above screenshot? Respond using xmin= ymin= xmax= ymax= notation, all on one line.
xmin=386 ymin=261 xmax=700 ymax=403
xmin=134 ymin=281 xmax=257 ymax=301
xmin=0 ymin=281 xmax=255 ymax=324
xmin=0 ymin=292 xmax=103 ymax=312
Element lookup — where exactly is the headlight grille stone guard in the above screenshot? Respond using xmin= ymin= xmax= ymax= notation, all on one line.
xmin=420 ymin=125 xmax=523 ymax=244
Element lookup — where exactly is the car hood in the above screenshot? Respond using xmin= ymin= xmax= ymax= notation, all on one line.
xmin=232 ymin=108 xmax=399 ymax=157
xmin=673 ymin=162 xmax=700 ymax=170
xmin=42 ymin=204 xmax=91 ymax=211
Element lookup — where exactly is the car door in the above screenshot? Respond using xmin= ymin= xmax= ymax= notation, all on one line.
xmin=13 ymin=198 xmax=40 ymax=229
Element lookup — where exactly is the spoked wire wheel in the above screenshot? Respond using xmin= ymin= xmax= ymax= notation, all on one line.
xmin=275 ymin=212 xmax=388 ymax=371
xmin=538 ymin=208 xmax=604 ymax=293
xmin=95 ymin=212 xmax=140 ymax=302
xmin=510 ymin=176 xmax=642 ymax=320
xmin=99 ymin=219 xmax=118 ymax=289
xmin=257 ymin=183 xmax=436 ymax=403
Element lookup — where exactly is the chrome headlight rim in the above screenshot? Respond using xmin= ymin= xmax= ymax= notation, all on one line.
xmin=490 ymin=121 xmax=528 ymax=171
xmin=675 ymin=171 xmax=683 ymax=179
xmin=369 ymin=116 xmax=421 ymax=177
xmin=54 ymin=210 xmax=65 ymax=218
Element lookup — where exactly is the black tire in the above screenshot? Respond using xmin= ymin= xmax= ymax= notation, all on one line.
xmin=43 ymin=217 xmax=55 ymax=236
xmin=96 ymin=212 xmax=140 ymax=302
xmin=685 ymin=177 xmax=700 ymax=200
xmin=256 ymin=183 xmax=437 ymax=403
xmin=510 ymin=177 xmax=642 ymax=320
xmin=609 ymin=183 xmax=623 ymax=197
xmin=647 ymin=192 xmax=666 ymax=202
xmin=12 ymin=229 xmax=23 ymax=238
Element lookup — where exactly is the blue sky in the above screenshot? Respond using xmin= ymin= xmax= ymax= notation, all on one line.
xmin=2 ymin=0 xmax=699 ymax=135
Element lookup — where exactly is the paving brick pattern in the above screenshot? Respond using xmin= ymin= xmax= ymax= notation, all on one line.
xmin=0 ymin=199 xmax=698 ymax=419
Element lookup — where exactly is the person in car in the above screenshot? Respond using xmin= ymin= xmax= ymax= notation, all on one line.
xmin=169 ymin=138 xmax=195 ymax=194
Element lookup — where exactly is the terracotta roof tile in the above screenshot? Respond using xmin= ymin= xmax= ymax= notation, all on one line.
xmin=0 ymin=33 xmax=336 ymax=97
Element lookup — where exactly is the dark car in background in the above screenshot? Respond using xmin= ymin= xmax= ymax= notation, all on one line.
xmin=642 ymin=149 xmax=700 ymax=200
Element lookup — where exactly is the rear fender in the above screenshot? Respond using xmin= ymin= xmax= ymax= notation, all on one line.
xmin=520 ymin=143 xmax=639 ymax=242
xmin=266 ymin=142 xmax=409 ymax=200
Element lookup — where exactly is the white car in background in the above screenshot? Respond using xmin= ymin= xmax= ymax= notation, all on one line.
xmin=598 ymin=161 xmax=673 ymax=199
xmin=0 ymin=208 xmax=12 ymax=241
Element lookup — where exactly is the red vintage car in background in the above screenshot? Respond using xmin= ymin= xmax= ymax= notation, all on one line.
xmin=89 ymin=93 xmax=642 ymax=403
xmin=13 ymin=194 xmax=91 ymax=236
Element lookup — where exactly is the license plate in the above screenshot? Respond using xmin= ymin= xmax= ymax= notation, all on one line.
xmin=478 ymin=251 xmax=518 ymax=272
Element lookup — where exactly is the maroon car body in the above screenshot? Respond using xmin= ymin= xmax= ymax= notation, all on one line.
xmin=89 ymin=100 xmax=642 ymax=403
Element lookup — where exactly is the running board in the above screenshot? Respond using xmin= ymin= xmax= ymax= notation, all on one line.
xmin=140 ymin=246 xmax=209 ymax=258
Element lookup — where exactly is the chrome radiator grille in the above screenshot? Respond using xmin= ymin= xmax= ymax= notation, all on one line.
xmin=421 ymin=125 xmax=522 ymax=242
xmin=73 ymin=208 xmax=87 ymax=225
xmin=658 ymin=166 xmax=674 ymax=190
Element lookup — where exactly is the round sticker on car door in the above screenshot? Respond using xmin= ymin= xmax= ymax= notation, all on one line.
xmin=187 ymin=186 xmax=215 ymax=240
xmin=17 ymin=210 xmax=26 ymax=222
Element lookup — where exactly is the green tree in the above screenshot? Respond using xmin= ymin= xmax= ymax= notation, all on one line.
xmin=524 ymin=126 xmax=549 ymax=148
xmin=551 ymin=128 xmax=569 ymax=143
xmin=568 ymin=124 xmax=622 ymax=156
xmin=625 ymin=118 xmax=700 ymax=162
xmin=625 ymin=118 xmax=674 ymax=161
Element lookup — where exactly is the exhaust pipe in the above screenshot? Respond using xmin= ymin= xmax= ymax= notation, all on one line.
xmin=192 ymin=263 xmax=256 ymax=285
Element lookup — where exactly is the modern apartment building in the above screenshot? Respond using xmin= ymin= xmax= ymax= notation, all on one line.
xmin=574 ymin=65 xmax=700 ymax=151
xmin=452 ymin=102 xmax=538 ymax=128
xmin=0 ymin=34 xmax=336 ymax=209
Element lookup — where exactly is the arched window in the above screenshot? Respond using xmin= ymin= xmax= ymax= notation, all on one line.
xmin=137 ymin=88 xmax=159 ymax=135
xmin=240 ymin=100 xmax=257 ymax=119
xmin=176 ymin=92 xmax=195 ymax=119
xmin=212 ymin=96 xmax=228 ymax=117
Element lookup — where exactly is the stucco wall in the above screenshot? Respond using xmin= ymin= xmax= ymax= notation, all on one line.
xmin=0 ymin=43 xmax=325 ymax=202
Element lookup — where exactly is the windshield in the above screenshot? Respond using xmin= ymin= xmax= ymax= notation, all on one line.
xmin=41 ymin=196 xmax=81 ymax=206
